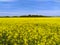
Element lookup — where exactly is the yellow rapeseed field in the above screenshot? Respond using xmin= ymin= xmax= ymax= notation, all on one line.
xmin=0 ymin=17 xmax=60 ymax=45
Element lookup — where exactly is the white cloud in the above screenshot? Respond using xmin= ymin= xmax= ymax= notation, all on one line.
xmin=37 ymin=10 xmax=60 ymax=16
xmin=35 ymin=0 xmax=51 ymax=1
xmin=0 ymin=0 xmax=17 ymax=2
xmin=29 ymin=0 xmax=60 ymax=2
xmin=53 ymin=0 xmax=60 ymax=2
xmin=0 ymin=10 xmax=60 ymax=16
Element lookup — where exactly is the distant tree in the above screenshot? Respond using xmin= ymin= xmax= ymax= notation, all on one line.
xmin=5 ymin=16 xmax=10 ymax=17
xmin=28 ymin=14 xmax=31 ymax=16
xmin=12 ymin=16 xmax=18 ymax=17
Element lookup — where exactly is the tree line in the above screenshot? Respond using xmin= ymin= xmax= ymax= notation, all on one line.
xmin=0 ymin=15 xmax=55 ymax=18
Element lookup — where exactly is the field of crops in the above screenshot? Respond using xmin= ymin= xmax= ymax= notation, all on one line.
xmin=0 ymin=18 xmax=60 ymax=45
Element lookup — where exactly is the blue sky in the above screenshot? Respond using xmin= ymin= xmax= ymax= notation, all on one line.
xmin=0 ymin=0 xmax=60 ymax=16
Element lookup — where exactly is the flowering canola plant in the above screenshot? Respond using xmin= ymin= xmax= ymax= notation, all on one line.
xmin=0 ymin=18 xmax=60 ymax=45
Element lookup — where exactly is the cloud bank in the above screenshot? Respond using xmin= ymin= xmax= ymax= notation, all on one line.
xmin=29 ymin=0 xmax=60 ymax=2
xmin=38 ymin=10 xmax=60 ymax=16
xmin=0 ymin=0 xmax=17 ymax=2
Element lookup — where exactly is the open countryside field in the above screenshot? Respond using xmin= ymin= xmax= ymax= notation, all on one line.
xmin=0 ymin=17 xmax=60 ymax=45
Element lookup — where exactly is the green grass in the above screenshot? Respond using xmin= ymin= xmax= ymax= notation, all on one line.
xmin=0 ymin=18 xmax=60 ymax=45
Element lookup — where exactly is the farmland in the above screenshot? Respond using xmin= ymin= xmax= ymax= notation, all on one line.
xmin=0 ymin=17 xmax=60 ymax=45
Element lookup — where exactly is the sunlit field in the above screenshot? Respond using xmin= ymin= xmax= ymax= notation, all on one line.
xmin=0 ymin=17 xmax=60 ymax=45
